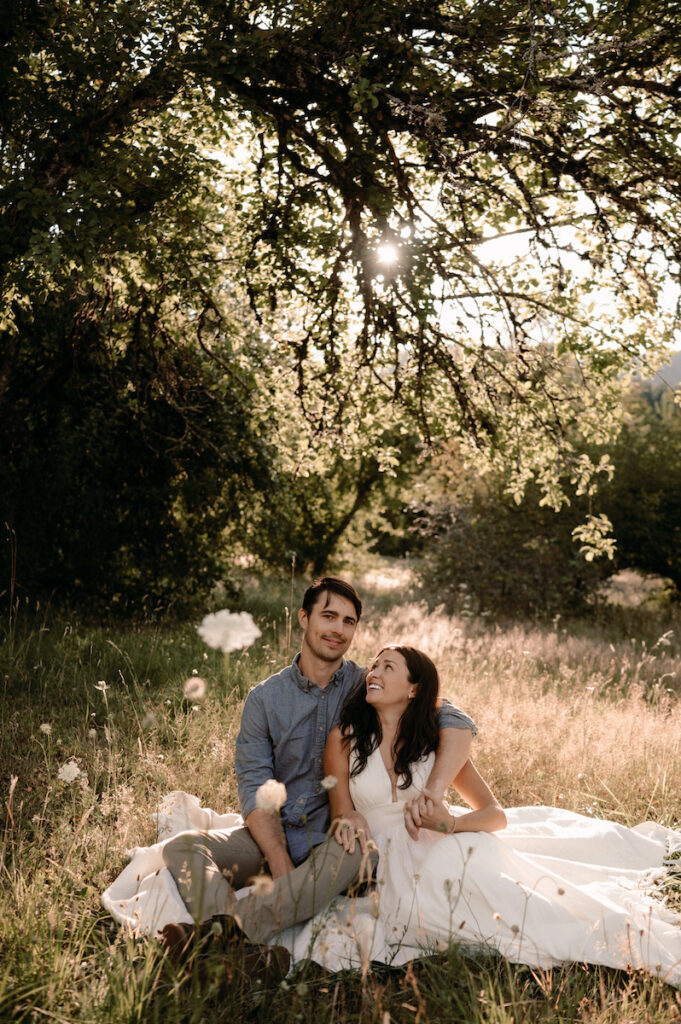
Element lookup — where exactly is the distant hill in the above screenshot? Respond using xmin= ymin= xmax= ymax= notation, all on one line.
xmin=649 ymin=351 xmax=681 ymax=391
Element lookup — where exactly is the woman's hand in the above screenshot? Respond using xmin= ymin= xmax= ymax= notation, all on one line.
xmin=332 ymin=810 xmax=372 ymax=854
xmin=406 ymin=788 xmax=454 ymax=835
xmin=403 ymin=790 xmax=438 ymax=839
xmin=407 ymin=770 xmax=508 ymax=837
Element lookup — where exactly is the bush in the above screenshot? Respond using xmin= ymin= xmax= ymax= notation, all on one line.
xmin=418 ymin=479 xmax=609 ymax=618
xmin=0 ymin=290 xmax=273 ymax=613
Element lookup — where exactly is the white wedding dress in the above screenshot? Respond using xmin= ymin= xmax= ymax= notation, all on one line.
xmin=102 ymin=750 xmax=681 ymax=984
xmin=289 ymin=749 xmax=681 ymax=982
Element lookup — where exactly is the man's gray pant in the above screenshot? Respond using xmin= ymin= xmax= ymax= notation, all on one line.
xmin=162 ymin=826 xmax=377 ymax=944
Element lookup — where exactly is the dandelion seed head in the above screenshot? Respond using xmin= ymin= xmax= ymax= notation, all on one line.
xmin=250 ymin=874 xmax=275 ymax=896
xmin=255 ymin=779 xmax=287 ymax=812
xmin=183 ymin=677 xmax=207 ymax=701
xmin=321 ymin=775 xmax=338 ymax=791
xmin=39 ymin=723 xmax=52 ymax=735
xmin=197 ymin=610 xmax=261 ymax=653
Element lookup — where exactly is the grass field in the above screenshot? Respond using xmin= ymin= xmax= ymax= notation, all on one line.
xmin=2 ymin=567 xmax=681 ymax=1023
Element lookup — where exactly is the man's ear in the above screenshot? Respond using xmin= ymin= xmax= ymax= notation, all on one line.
xmin=298 ymin=607 xmax=307 ymax=630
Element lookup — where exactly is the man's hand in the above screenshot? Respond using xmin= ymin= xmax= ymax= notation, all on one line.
xmin=405 ymin=734 xmax=474 ymax=839
xmin=403 ymin=790 xmax=440 ymax=840
xmin=332 ymin=810 xmax=372 ymax=855
xmin=412 ymin=788 xmax=455 ymax=834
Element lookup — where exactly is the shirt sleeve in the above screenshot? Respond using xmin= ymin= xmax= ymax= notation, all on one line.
xmin=436 ymin=697 xmax=478 ymax=738
xmin=235 ymin=687 xmax=276 ymax=819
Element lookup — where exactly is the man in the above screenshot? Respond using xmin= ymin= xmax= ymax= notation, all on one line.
xmin=162 ymin=576 xmax=476 ymax=955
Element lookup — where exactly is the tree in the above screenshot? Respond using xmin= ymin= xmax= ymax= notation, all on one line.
xmin=0 ymin=278 xmax=277 ymax=609
xmin=245 ymin=430 xmax=423 ymax=573
xmin=410 ymin=439 xmax=609 ymax=617
xmin=3 ymin=1 xmax=681 ymax=599
xmin=601 ymin=384 xmax=681 ymax=592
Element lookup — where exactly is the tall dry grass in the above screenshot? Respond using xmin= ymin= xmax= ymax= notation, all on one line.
xmin=2 ymin=568 xmax=681 ymax=1023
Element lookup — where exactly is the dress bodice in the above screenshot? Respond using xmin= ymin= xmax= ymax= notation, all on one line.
xmin=349 ymin=746 xmax=435 ymax=835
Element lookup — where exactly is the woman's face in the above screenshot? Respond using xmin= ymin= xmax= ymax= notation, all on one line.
xmin=365 ymin=649 xmax=415 ymax=713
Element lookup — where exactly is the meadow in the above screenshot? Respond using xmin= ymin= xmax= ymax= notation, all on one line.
xmin=2 ymin=566 xmax=681 ymax=1024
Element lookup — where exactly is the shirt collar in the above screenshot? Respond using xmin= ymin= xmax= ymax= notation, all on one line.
xmin=291 ymin=653 xmax=344 ymax=692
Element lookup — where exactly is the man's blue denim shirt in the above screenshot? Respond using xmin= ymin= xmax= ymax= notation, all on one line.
xmin=235 ymin=654 xmax=478 ymax=866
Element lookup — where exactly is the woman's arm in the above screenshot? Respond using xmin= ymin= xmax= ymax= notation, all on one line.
xmin=323 ymin=726 xmax=372 ymax=854
xmin=418 ymin=759 xmax=507 ymax=835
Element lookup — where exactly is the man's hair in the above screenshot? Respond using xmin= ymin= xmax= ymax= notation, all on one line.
xmin=301 ymin=576 xmax=362 ymax=621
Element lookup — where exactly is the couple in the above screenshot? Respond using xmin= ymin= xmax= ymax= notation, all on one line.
xmin=107 ymin=577 xmax=679 ymax=983
xmin=160 ymin=576 xmax=480 ymax=957
xmin=154 ymin=576 xmax=681 ymax=984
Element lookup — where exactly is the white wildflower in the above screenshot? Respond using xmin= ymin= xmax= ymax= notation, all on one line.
xmin=94 ymin=680 xmax=108 ymax=692
xmin=250 ymin=874 xmax=275 ymax=896
xmin=57 ymin=760 xmax=82 ymax=784
xmin=256 ymin=779 xmax=287 ymax=812
xmin=183 ymin=677 xmax=207 ymax=701
xmin=88 ymin=728 xmax=97 ymax=740
xmin=197 ymin=610 xmax=261 ymax=653
xmin=321 ymin=775 xmax=338 ymax=791
xmin=141 ymin=711 xmax=157 ymax=729
xmin=39 ymin=723 xmax=52 ymax=735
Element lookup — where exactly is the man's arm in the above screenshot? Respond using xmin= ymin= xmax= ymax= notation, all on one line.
xmin=424 ymin=724 xmax=472 ymax=801
xmin=244 ymin=808 xmax=295 ymax=878
xmin=235 ymin=689 xmax=295 ymax=877
xmin=404 ymin=702 xmax=477 ymax=839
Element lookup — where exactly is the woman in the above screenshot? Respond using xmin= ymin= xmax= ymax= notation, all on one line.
xmin=318 ymin=645 xmax=681 ymax=984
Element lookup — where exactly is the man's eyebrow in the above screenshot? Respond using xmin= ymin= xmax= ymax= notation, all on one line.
xmin=322 ymin=608 xmax=357 ymax=623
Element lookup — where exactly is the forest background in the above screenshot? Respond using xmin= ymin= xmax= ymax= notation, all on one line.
xmin=4 ymin=0 xmax=681 ymax=619
xmin=4 ymin=2 xmax=681 ymax=1022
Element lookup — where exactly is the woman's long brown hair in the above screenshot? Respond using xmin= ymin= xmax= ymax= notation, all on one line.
xmin=339 ymin=645 xmax=440 ymax=790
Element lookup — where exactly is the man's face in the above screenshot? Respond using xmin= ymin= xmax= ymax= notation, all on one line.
xmin=298 ymin=591 xmax=359 ymax=664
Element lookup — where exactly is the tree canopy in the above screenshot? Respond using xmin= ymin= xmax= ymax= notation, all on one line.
xmin=3 ymin=0 xmax=681 ymax=599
